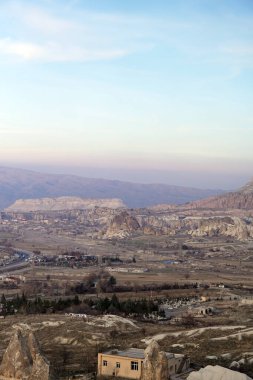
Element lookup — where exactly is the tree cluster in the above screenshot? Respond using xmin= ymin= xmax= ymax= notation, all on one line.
xmin=72 ymin=277 xmax=200 ymax=295
xmin=73 ymin=271 xmax=117 ymax=294
xmin=0 ymin=293 xmax=81 ymax=315
xmin=84 ymin=294 xmax=163 ymax=317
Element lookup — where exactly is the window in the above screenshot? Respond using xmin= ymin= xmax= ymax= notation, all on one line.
xmin=116 ymin=362 xmax=120 ymax=368
xmin=131 ymin=361 xmax=139 ymax=371
xmin=103 ymin=360 xmax=108 ymax=367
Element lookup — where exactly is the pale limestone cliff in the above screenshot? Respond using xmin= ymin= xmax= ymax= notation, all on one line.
xmin=5 ymin=196 xmax=125 ymax=212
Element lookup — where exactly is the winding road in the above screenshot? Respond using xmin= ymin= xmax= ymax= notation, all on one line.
xmin=0 ymin=248 xmax=33 ymax=274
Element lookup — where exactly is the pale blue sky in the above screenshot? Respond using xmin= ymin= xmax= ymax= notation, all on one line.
xmin=0 ymin=0 xmax=253 ymax=189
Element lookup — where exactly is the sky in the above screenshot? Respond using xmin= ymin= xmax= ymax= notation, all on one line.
xmin=0 ymin=0 xmax=253 ymax=189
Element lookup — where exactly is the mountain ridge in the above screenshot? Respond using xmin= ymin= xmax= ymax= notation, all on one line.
xmin=0 ymin=166 xmax=223 ymax=210
xmin=180 ymin=179 xmax=253 ymax=210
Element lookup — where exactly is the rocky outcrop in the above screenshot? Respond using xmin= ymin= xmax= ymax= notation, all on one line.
xmin=141 ymin=340 xmax=168 ymax=380
xmin=104 ymin=211 xmax=141 ymax=238
xmin=5 ymin=196 xmax=125 ymax=212
xmin=140 ymin=214 xmax=252 ymax=241
xmin=187 ymin=365 xmax=252 ymax=380
xmin=187 ymin=216 xmax=251 ymax=240
xmin=0 ymin=325 xmax=54 ymax=380
xmin=141 ymin=214 xmax=253 ymax=241
xmin=4 ymin=203 xmax=253 ymax=240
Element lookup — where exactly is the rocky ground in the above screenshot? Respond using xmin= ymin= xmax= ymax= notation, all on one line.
xmin=0 ymin=302 xmax=252 ymax=379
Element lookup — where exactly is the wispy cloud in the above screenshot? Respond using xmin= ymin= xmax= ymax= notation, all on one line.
xmin=0 ymin=38 xmax=44 ymax=60
xmin=0 ymin=38 xmax=129 ymax=62
xmin=13 ymin=5 xmax=74 ymax=35
xmin=0 ymin=2 xmax=153 ymax=63
xmin=1 ymin=1 xmax=253 ymax=69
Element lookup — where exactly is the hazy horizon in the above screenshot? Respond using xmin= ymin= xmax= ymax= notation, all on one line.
xmin=0 ymin=0 xmax=253 ymax=186
xmin=0 ymin=161 xmax=251 ymax=191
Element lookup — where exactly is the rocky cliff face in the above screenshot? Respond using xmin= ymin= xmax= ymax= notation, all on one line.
xmin=104 ymin=211 xmax=141 ymax=238
xmin=0 ymin=324 xmax=54 ymax=380
xmin=187 ymin=216 xmax=251 ymax=240
xmin=5 ymin=196 xmax=125 ymax=212
xmin=3 ymin=204 xmax=253 ymax=241
xmin=141 ymin=340 xmax=168 ymax=380
xmin=140 ymin=215 xmax=252 ymax=241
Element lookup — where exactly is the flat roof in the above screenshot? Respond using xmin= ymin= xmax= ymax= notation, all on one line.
xmin=102 ymin=348 xmax=178 ymax=360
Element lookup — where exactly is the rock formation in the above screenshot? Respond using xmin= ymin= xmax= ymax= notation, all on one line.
xmin=141 ymin=340 xmax=168 ymax=380
xmin=104 ymin=211 xmax=141 ymax=238
xmin=5 ymin=196 xmax=125 ymax=212
xmin=187 ymin=216 xmax=251 ymax=240
xmin=0 ymin=325 xmax=54 ymax=380
xmin=187 ymin=365 xmax=252 ymax=380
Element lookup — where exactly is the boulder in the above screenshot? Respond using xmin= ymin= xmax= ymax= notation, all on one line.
xmin=230 ymin=361 xmax=240 ymax=369
xmin=187 ymin=365 xmax=252 ymax=380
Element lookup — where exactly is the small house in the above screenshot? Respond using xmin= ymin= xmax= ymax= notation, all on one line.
xmin=98 ymin=347 xmax=190 ymax=379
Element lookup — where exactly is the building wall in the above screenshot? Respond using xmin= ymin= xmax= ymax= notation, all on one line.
xmin=170 ymin=355 xmax=190 ymax=375
xmin=167 ymin=356 xmax=188 ymax=376
xmin=98 ymin=353 xmax=142 ymax=379
xmin=98 ymin=353 xmax=190 ymax=379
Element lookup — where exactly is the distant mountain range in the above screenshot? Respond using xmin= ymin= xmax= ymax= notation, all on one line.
xmin=0 ymin=166 xmax=223 ymax=210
